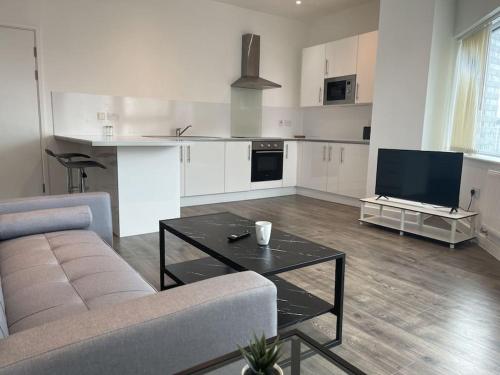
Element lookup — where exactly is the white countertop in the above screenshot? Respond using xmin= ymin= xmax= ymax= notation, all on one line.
xmin=55 ymin=135 xmax=188 ymax=147
xmin=55 ymin=134 xmax=369 ymax=146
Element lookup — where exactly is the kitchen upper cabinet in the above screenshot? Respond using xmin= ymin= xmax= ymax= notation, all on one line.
xmin=225 ymin=141 xmax=251 ymax=192
xmin=325 ymin=36 xmax=358 ymax=78
xmin=338 ymin=144 xmax=369 ymax=198
xmin=300 ymin=44 xmax=325 ymax=107
xmin=283 ymin=141 xmax=298 ymax=187
xmin=184 ymin=142 xmax=225 ymax=197
xmin=299 ymin=142 xmax=328 ymax=191
xmin=356 ymin=31 xmax=378 ymax=104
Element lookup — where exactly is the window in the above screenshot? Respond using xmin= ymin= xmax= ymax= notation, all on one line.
xmin=476 ymin=26 xmax=500 ymax=157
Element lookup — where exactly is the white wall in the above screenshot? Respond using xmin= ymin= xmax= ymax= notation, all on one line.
xmin=39 ymin=0 xmax=306 ymax=108
xmin=302 ymin=105 xmax=372 ymax=140
xmin=302 ymin=0 xmax=379 ymax=140
xmin=307 ymin=0 xmax=380 ymax=46
xmin=367 ymin=0 xmax=436 ymax=194
xmin=455 ymin=0 xmax=500 ymax=37
xmin=422 ymin=0 xmax=458 ymax=151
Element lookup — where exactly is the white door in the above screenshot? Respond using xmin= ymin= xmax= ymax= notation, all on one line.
xmin=179 ymin=145 xmax=185 ymax=196
xmin=299 ymin=142 xmax=328 ymax=191
xmin=0 ymin=27 xmax=43 ymax=199
xmin=184 ymin=142 xmax=225 ymax=196
xmin=325 ymin=36 xmax=358 ymax=78
xmin=326 ymin=143 xmax=341 ymax=194
xmin=338 ymin=144 xmax=369 ymax=198
xmin=300 ymin=44 xmax=325 ymax=107
xmin=283 ymin=141 xmax=298 ymax=187
xmin=225 ymin=141 xmax=251 ymax=192
xmin=356 ymin=31 xmax=378 ymax=104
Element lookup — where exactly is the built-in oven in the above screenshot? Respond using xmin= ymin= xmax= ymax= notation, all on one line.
xmin=324 ymin=75 xmax=356 ymax=105
xmin=251 ymin=141 xmax=284 ymax=182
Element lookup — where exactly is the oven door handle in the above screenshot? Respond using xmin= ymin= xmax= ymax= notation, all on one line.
xmin=254 ymin=150 xmax=284 ymax=154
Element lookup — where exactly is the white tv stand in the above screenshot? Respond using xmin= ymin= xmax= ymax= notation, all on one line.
xmin=359 ymin=196 xmax=478 ymax=248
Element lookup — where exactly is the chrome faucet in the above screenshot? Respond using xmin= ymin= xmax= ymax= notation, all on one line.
xmin=176 ymin=125 xmax=192 ymax=137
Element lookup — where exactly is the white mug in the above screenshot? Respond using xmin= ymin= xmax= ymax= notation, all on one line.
xmin=255 ymin=221 xmax=272 ymax=246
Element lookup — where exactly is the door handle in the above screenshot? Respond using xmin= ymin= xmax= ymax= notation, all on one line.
xmin=180 ymin=146 xmax=183 ymax=163
xmin=323 ymin=145 xmax=326 ymax=161
xmin=248 ymin=144 xmax=251 ymax=161
xmin=340 ymin=147 xmax=344 ymax=163
xmin=328 ymin=145 xmax=332 ymax=161
xmin=319 ymin=87 xmax=323 ymax=104
xmin=325 ymin=59 xmax=329 ymax=76
xmin=187 ymin=145 xmax=191 ymax=163
xmin=285 ymin=144 xmax=289 ymax=159
xmin=356 ymin=83 xmax=359 ymax=101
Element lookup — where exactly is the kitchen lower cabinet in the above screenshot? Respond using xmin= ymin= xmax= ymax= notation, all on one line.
xmin=184 ymin=142 xmax=225 ymax=196
xmin=225 ymin=141 xmax=251 ymax=192
xmin=326 ymin=143 xmax=341 ymax=194
xmin=180 ymin=145 xmax=186 ymax=197
xmin=283 ymin=141 xmax=298 ymax=187
xmin=338 ymin=144 xmax=369 ymax=198
xmin=299 ymin=141 xmax=368 ymax=198
xmin=299 ymin=142 xmax=328 ymax=191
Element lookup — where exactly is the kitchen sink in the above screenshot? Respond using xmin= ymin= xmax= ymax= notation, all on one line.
xmin=142 ymin=135 xmax=221 ymax=140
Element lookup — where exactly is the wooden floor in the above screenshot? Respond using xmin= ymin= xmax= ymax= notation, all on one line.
xmin=114 ymin=195 xmax=500 ymax=375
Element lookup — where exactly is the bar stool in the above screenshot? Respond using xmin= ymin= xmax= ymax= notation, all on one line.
xmin=45 ymin=149 xmax=107 ymax=193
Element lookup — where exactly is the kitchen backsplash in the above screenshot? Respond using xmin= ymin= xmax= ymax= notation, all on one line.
xmin=52 ymin=92 xmax=369 ymax=140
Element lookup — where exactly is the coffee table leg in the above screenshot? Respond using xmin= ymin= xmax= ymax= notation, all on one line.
xmin=160 ymin=224 xmax=165 ymax=291
xmin=334 ymin=256 xmax=345 ymax=345
xmin=291 ymin=337 xmax=301 ymax=375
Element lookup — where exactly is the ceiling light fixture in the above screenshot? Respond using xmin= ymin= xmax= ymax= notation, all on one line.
xmin=296 ymin=0 xmax=302 ymax=4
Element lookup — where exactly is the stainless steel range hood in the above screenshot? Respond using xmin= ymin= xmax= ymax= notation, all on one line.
xmin=231 ymin=34 xmax=281 ymax=90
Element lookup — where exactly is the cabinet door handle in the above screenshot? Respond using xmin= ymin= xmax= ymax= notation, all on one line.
xmin=285 ymin=144 xmax=289 ymax=159
xmin=325 ymin=59 xmax=329 ymax=76
xmin=356 ymin=83 xmax=359 ymax=101
xmin=187 ymin=145 xmax=191 ymax=163
xmin=328 ymin=145 xmax=332 ymax=161
xmin=180 ymin=146 xmax=183 ymax=163
xmin=323 ymin=145 xmax=326 ymax=161
xmin=319 ymin=87 xmax=322 ymax=104
xmin=340 ymin=147 xmax=344 ymax=163
xmin=248 ymin=144 xmax=251 ymax=161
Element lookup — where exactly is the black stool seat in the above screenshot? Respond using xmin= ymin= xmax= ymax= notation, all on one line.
xmin=45 ymin=149 xmax=90 ymax=160
xmin=58 ymin=159 xmax=106 ymax=169
xmin=45 ymin=148 xmax=106 ymax=193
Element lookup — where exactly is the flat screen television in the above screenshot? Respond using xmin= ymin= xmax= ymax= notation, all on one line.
xmin=375 ymin=149 xmax=464 ymax=209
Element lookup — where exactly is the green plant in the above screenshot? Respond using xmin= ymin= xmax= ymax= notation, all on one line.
xmin=238 ymin=333 xmax=282 ymax=375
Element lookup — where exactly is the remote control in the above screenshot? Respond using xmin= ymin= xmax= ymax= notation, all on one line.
xmin=227 ymin=231 xmax=251 ymax=242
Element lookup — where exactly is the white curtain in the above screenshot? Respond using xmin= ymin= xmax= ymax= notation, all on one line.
xmin=450 ymin=26 xmax=491 ymax=153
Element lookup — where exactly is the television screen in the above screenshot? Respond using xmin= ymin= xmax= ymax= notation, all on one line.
xmin=375 ymin=149 xmax=463 ymax=208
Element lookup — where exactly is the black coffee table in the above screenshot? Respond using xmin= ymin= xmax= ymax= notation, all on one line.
xmin=159 ymin=212 xmax=345 ymax=347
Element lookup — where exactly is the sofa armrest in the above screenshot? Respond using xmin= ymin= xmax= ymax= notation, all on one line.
xmin=0 ymin=271 xmax=277 ymax=375
xmin=0 ymin=193 xmax=113 ymax=245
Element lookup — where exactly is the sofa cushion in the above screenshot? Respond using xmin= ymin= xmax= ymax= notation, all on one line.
xmin=0 ymin=230 xmax=155 ymax=334
xmin=0 ymin=206 xmax=92 ymax=241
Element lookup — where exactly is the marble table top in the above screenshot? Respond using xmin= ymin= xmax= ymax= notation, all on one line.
xmin=161 ymin=212 xmax=344 ymax=276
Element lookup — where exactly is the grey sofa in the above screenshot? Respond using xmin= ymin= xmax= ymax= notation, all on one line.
xmin=0 ymin=193 xmax=277 ymax=374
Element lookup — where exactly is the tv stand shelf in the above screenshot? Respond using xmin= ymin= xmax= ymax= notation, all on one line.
xmin=359 ymin=197 xmax=478 ymax=248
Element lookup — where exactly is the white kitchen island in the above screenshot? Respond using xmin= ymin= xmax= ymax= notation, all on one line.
xmin=55 ymin=135 xmax=186 ymax=237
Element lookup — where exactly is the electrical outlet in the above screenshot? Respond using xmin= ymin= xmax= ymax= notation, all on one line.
xmin=107 ymin=112 xmax=119 ymax=121
xmin=97 ymin=112 xmax=106 ymax=121
xmin=471 ymin=188 xmax=480 ymax=199
xmin=284 ymin=120 xmax=292 ymax=127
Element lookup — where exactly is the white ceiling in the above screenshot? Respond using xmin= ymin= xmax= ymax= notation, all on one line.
xmin=213 ymin=0 xmax=372 ymax=22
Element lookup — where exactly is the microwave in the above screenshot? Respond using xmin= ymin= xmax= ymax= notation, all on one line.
xmin=324 ymin=75 xmax=356 ymax=105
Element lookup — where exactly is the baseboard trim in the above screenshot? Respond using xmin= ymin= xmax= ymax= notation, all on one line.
xmin=295 ymin=187 xmax=360 ymax=207
xmin=478 ymin=233 xmax=500 ymax=260
xmin=181 ymin=187 xmax=297 ymax=207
